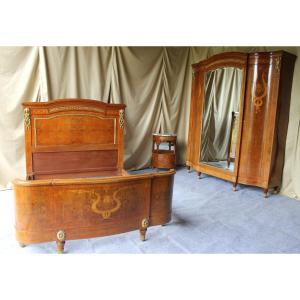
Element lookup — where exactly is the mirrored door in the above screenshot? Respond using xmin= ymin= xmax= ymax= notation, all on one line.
xmin=199 ymin=67 xmax=243 ymax=172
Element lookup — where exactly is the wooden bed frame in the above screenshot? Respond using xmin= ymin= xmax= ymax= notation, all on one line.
xmin=13 ymin=99 xmax=175 ymax=253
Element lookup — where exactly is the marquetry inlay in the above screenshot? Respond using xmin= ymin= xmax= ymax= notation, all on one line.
xmin=91 ymin=190 xmax=122 ymax=219
xmin=253 ymin=71 xmax=267 ymax=114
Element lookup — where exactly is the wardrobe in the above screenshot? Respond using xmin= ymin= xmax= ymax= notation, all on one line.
xmin=186 ymin=51 xmax=296 ymax=197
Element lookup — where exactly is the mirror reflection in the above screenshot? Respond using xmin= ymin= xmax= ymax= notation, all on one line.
xmin=200 ymin=67 xmax=243 ymax=171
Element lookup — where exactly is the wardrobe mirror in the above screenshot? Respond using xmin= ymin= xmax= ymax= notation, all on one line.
xmin=199 ymin=67 xmax=243 ymax=171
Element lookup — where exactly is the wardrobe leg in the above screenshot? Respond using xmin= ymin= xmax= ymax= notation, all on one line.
xmin=263 ymin=188 xmax=269 ymax=198
xmin=197 ymin=172 xmax=201 ymax=179
xmin=232 ymin=183 xmax=238 ymax=192
xmin=273 ymin=186 xmax=280 ymax=194
xmin=187 ymin=166 xmax=191 ymax=173
xmin=19 ymin=243 xmax=26 ymax=248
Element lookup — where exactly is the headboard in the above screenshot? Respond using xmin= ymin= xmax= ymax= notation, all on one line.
xmin=23 ymin=99 xmax=126 ymax=180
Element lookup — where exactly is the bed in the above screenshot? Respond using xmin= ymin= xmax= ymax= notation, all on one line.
xmin=13 ymin=99 xmax=175 ymax=253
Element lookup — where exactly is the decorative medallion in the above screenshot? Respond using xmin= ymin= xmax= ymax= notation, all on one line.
xmin=56 ymin=230 xmax=65 ymax=241
xmin=91 ymin=191 xmax=121 ymax=219
xmin=24 ymin=108 xmax=31 ymax=129
xmin=141 ymin=218 xmax=149 ymax=229
xmin=252 ymin=71 xmax=267 ymax=114
xmin=119 ymin=110 xmax=125 ymax=129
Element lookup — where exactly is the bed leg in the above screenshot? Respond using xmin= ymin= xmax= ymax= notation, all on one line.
xmin=140 ymin=218 xmax=149 ymax=241
xmin=140 ymin=229 xmax=147 ymax=241
xmin=56 ymin=240 xmax=65 ymax=254
xmin=56 ymin=230 xmax=66 ymax=254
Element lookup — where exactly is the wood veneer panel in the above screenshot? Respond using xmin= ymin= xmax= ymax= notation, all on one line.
xmin=33 ymin=114 xmax=116 ymax=147
xmin=13 ymin=171 xmax=175 ymax=247
xmin=33 ymin=150 xmax=118 ymax=176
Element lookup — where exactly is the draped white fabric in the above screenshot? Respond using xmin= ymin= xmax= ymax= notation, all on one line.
xmin=0 ymin=46 xmax=299 ymax=200
xmin=110 ymin=47 xmax=163 ymax=168
xmin=39 ymin=47 xmax=113 ymax=101
xmin=0 ymin=47 xmax=40 ymax=188
xmin=110 ymin=47 xmax=192 ymax=169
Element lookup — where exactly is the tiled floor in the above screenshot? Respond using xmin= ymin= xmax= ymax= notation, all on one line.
xmin=1 ymin=167 xmax=300 ymax=253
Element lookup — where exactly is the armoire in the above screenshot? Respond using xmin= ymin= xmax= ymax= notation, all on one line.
xmin=186 ymin=51 xmax=296 ymax=197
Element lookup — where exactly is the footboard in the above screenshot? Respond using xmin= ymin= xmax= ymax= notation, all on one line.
xmin=13 ymin=170 xmax=175 ymax=253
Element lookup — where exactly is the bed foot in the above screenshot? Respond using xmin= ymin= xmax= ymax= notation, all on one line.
xmin=19 ymin=243 xmax=26 ymax=248
xmin=140 ymin=230 xmax=146 ymax=241
xmin=140 ymin=218 xmax=149 ymax=241
xmin=56 ymin=241 xmax=65 ymax=254
xmin=56 ymin=230 xmax=66 ymax=254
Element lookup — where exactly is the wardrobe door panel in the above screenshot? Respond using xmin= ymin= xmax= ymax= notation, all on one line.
xmin=186 ymin=52 xmax=248 ymax=182
xmin=268 ymin=53 xmax=297 ymax=188
xmin=238 ymin=53 xmax=281 ymax=188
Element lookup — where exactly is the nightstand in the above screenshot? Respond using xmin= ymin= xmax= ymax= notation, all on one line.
xmin=152 ymin=133 xmax=177 ymax=169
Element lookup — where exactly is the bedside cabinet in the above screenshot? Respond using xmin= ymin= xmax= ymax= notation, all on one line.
xmin=152 ymin=133 xmax=177 ymax=169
